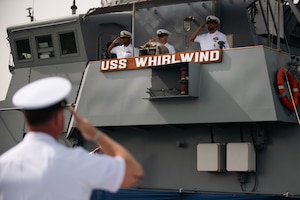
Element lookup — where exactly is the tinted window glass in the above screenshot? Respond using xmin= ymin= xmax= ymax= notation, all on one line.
xmin=59 ymin=32 xmax=77 ymax=55
xmin=16 ymin=39 xmax=32 ymax=60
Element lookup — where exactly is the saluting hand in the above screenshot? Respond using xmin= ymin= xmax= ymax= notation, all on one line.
xmin=113 ymin=37 xmax=121 ymax=44
xmin=199 ymin=22 xmax=206 ymax=30
xmin=69 ymin=106 xmax=98 ymax=141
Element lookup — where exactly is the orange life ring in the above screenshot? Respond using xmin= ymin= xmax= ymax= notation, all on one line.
xmin=276 ymin=67 xmax=299 ymax=111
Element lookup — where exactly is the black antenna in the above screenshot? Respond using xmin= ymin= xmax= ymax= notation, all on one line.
xmin=26 ymin=7 xmax=34 ymax=22
xmin=71 ymin=0 xmax=78 ymax=15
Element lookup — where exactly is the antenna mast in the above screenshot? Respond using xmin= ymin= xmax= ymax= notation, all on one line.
xmin=71 ymin=0 xmax=78 ymax=15
xmin=26 ymin=7 xmax=34 ymax=22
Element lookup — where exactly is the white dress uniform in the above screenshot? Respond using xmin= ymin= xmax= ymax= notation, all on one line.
xmin=111 ymin=44 xmax=139 ymax=58
xmin=164 ymin=42 xmax=176 ymax=54
xmin=156 ymin=29 xmax=176 ymax=54
xmin=194 ymin=30 xmax=229 ymax=50
xmin=0 ymin=77 xmax=126 ymax=200
xmin=0 ymin=133 xmax=125 ymax=200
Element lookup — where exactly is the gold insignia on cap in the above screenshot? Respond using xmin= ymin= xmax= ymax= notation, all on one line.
xmin=120 ymin=30 xmax=131 ymax=38
xmin=60 ymin=101 xmax=66 ymax=108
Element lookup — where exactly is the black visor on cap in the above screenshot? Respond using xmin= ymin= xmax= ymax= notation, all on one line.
xmin=158 ymin=33 xmax=168 ymax=37
xmin=24 ymin=99 xmax=68 ymax=112
xmin=207 ymin=20 xmax=218 ymax=24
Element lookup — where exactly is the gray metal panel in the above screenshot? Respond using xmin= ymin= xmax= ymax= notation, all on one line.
xmin=101 ymin=123 xmax=300 ymax=195
xmin=75 ymin=46 xmax=295 ymax=127
xmin=0 ymin=62 xmax=86 ymax=153
xmin=219 ymin=0 xmax=255 ymax=47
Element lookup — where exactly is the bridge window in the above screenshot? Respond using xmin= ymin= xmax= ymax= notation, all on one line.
xmin=36 ymin=35 xmax=54 ymax=59
xmin=59 ymin=32 xmax=77 ymax=55
xmin=16 ymin=39 xmax=32 ymax=60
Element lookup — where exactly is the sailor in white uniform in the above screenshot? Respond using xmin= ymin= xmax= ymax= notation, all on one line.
xmin=108 ymin=30 xmax=139 ymax=58
xmin=190 ymin=15 xmax=230 ymax=50
xmin=0 ymin=77 xmax=144 ymax=200
xmin=156 ymin=29 xmax=176 ymax=54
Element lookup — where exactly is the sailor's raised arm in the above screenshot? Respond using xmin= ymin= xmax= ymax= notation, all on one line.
xmin=189 ymin=22 xmax=206 ymax=42
xmin=69 ymin=107 xmax=144 ymax=187
xmin=142 ymin=35 xmax=158 ymax=47
xmin=107 ymin=37 xmax=120 ymax=54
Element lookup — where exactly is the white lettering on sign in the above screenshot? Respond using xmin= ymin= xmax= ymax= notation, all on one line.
xmin=135 ymin=55 xmax=184 ymax=67
xmin=179 ymin=51 xmax=220 ymax=63
xmin=210 ymin=51 xmax=220 ymax=61
xmin=100 ymin=50 xmax=222 ymax=72
xmin=180 ymin=52 xmax=194 ymax=62
xmin=135 ymin=57 xmax=147 ymax=68
xmin=100 ymin=59 xmax=127 ymax=70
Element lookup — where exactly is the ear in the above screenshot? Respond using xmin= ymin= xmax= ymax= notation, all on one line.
xmin=53 ymin=110 xmax=64 ymax=126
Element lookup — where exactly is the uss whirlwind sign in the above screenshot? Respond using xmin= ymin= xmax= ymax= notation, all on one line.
xmin=100 ymin=49 xmax=222 ymax=72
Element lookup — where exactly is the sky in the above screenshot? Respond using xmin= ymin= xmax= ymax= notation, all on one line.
xmin=0 ymin=0 xmax=100 ymax=100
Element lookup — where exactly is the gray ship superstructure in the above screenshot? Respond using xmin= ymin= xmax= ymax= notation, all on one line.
xmin=1 ymin=0 xmax=300 ymax=198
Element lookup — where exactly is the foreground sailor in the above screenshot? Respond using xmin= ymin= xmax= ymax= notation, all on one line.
xmin=107 ymin=30 xmax=139 ymax=58
xmin=189 ymin=15 xmax=229 ymax=50
xmin=0 ymin=77 xmax=144 ymax=200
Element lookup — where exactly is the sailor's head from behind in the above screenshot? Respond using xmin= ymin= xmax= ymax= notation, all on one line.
xmin=13 ymin=77 xmax=71 ymax=139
